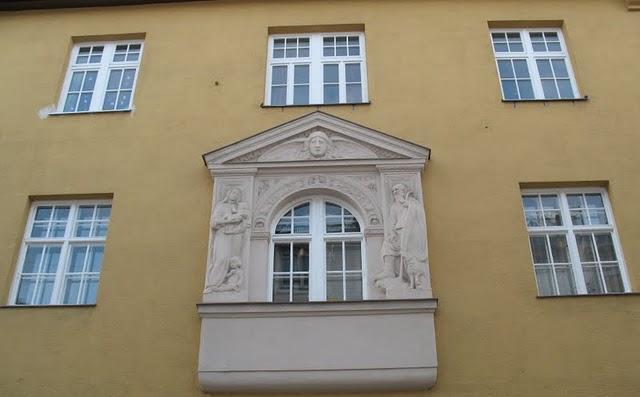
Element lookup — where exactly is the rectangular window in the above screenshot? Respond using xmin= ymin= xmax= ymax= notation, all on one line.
xmin=490 ymin=29 xmax=580 ymax=100
xmin=58 ymin=41 xmax=143 ymax=113
xmin=265 ymin=33 xmax=368 ymax=106
xmin=9 ymin=200 xmax=112 ymax=305
xmin=521 ymin=189 xmax=630 ymax=296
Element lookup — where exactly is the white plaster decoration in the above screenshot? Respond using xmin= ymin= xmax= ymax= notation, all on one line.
xmin=203 ymin=187 xmax=250 ymax=294
xmin=199 ymin=111 xmax=435 ymax=392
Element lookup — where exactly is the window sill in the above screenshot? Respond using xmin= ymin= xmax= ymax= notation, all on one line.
xmin=537 ymin=292 xmax=640 ymax=299
xmin=49 ymin=109 xmax=132 ymax=116
xmin=260 ymin=101 xmax=371 ymax=109
xmin=502 ymin=96 xmax=589 ymax=104
xmin=0 ymin=304 xmax=96 ymax=309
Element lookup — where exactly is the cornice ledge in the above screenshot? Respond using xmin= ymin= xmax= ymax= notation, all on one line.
xmin=627 ymin=0 xmax=640 ymax=10
xmin=197 ymin=298 xmax=437 ymax=318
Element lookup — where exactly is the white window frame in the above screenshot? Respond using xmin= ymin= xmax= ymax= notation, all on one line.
xmin=490 ymin=28 xmax=580 ymax=100
xmin=7 ymin=199 xmax=112 ymax=306
xmin=521 ymin=187 xmax=631 ymax=296
xmin=267 ymin=197 xmax=367 ymax=301
xmin=264 ymin=32 xmax=369 ymax=106
xmin=56 ymin=40 xmax=144 ymax=113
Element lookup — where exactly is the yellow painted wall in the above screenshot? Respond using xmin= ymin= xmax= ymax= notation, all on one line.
xmin=0 ymin=0 xmax=639 ymax=395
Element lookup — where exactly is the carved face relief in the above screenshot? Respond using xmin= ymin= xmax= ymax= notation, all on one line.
xmin=392 ymin=183 xmax=408 ymax=204
xmin=305 ymin=131 xmax=331 ymax=158
xmin=225 ymin=187 xmax=242 ymax=203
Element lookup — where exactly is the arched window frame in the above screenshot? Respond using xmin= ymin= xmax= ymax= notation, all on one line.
xmin=268 ymin=196 xmax=367 ymax=302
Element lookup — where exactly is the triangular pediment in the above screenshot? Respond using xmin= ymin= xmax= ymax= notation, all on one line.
xmin=203 ymin=112 xmax=430 ymax=169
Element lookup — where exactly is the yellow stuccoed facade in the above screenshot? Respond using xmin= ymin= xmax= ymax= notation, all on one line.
xmin=1 ymin=0 xmax=639 ymax=396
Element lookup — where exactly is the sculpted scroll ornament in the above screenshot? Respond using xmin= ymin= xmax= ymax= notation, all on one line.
xmin=374 ymin=183 xmax=429 ymax=294
xmin=204 ymin=187 xmax=250 ymax=293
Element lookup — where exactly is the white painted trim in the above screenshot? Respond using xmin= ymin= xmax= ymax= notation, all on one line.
xmin=489 ymin=28 xmax=580 ymax=100
xmin=264 ymin=32 xmax=368 ymax=106
xmin=57 ymin=40 xmax=144 ymax=114
xmin=7 ymin=199 xmax=112 ymax=306
xmin=520 ymin=187 xmax=631 ymax=295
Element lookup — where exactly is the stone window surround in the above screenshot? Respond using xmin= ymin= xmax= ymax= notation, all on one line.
xmin=197 ymin=111 xmax=438 ymax=392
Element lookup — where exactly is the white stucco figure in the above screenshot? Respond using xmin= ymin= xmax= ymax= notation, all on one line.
xmin=374 ymin=183 xmax=428 ymax=293
xmin=204 ymin=187 xmax=250 ymax=293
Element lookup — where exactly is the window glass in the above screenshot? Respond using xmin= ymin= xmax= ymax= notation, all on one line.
xmin=11 ymin=201 xmax=112 ymax=305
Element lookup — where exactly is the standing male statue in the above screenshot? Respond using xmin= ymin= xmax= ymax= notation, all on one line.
xmin=374 ymin=183 xmax=428 ymax=293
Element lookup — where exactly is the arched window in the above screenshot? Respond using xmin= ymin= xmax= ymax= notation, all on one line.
xmin=270 ymin=198 xmax=365 ymax=302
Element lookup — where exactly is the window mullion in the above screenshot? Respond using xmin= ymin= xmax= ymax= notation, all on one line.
xmin=338 ymin=62 xmax=346 ymax=104
xmin=309 ymin=35 xmax=322 ymax=104
xmin=91 ymin=44 xmax=113 ymax=111
xmin=309 ymin=199 xmax=324 ymax=301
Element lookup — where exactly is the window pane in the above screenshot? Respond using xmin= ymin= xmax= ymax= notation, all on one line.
xmin=272 ymin=65 xmax=287 ymax=85
xmin=273 ymin=243 xmax=291 ymax=272
xmin=292 ymin=243 xmax=309 ymax=272
xmin=512 ymin=60 xmax=529 ymax=78
xmin=535 ymin=266 xmax=556 ymax=296
xmin=570 ymin=210 xmax=587 ymax=226
xmin=582 ymin=265 xmax=604 ymax=294
xmin=509 ymin=42 xmax=524 ymax=52
xmin=75 ymin=221 xmax=92 ymax=237
xmin=116 ymin=90 xmax=132 ymax=110
xmin=551 ymin=59 xmax=569 ymax=78
xmin=536 ymin=60 xmax=553 ymax=78
xmin=77 ymin=93 xmax=92 ymax=111
xmin=69 ymin=246 xmax=88 ymax=272
xmin=293 ymin=217 xmax=309 ymax=234
xmin=517 ymin=80 xmax=534 ymax=99
xmin=323 ymin=64 xmax=339 ymax=83
xmin=345 ymin=64 xmax=361 ymax=82
xmin=63 ymin=276 xmax=82 ymax=304
xmin=292 ymin=275 xmax=309 ymax=302
xmin=576 ymin=235 xmax=596 ymax=262
xmin=541 ymin=80 xmax=559 ymax=99
xmin=345 ymin=273 xmax=363 ymax=300
xmin=64 ymin=93 xmax=79 ymax=112
xmin=346 ymin=84 xmax=362 ymax=103
xmin=271 ymin=86 xmax=286 ymax=106
xmin=529 ymin=236 xmax=549 ymax=264
xmin=344 ymin=215 xmax=360 ymax=232
xmin=42 ymin=246 xmax=61 ymax=273
xmin=557 ymin=79 xmax=574 ymax=99
xmin=88 ymin=245 xmax=105 ymax=272
xmin=497 ymin=60 xmax=514 ymax=78
xmin=326 ymin=216 xmax=342 ymax=233
xmin=275 ymin=217 xmax=291 ymax=234
xmin=324 ymin=84 xmax=339 ymax=104
xmin=97 ymin=205 xmax=112 ymax=219
xmin=522 ymin=196 xmax=539 ymax=210
xmin=501 ymin=80 xmax=518 ymax=100
xmin=103 ymin=92 xmax=117 ymax=110
xmin=35 ymin=277 xmax=55 ymax=304
xmin=549 ymin=235 xmax=569 ymax=263
xmin=22 ymin=246 xmax=43 ymax=273
xmin=602 ymin=265 xmax=624 ymax=293
xmin=326 ymin=273 xmax=343 ymax=301
xmin=594 ymin=233 xmax=617 ymax=261
xmin=326 ymin=242 xmax=343 ymax=271
xmin=272 ymin=275 xmax=290 ymax=302
xmin=293 ymin=85 xmax=309 ymax=105
xmin=82 ymin=71 xmax=98 ymax=91
xmin=121 ymin=69 xmax=136 ymax=89
xmin=294 ymin=65 xmax=309 ymax=84
xmin=493 ymin=42 xmax=508 ymax=52
xmin=543 ymin=211 xmax=562 ymax=227
xmin=555 ymin=265 xmax=576 ymax=295
xmin=345 ymin=242 xmax=362 ymax=270
xmin=16 ymin=277 xmax=36 ymax=304
xmin=69 ymin=72 xmax=84 ymax=91
xmin=588 ymin=209 xmax=608 ymax=225
xmin=326 ymin=203 xmax=341 ymax=215
xmin=82 ymin=277 xmax=100 ymax=304
xmin=567 ymin=194 xmax=584 ymax=208
xmin=547 ymin=42 xmax=561 ymax=51
xmin=525 ymin=211 xmax=543 ymax=227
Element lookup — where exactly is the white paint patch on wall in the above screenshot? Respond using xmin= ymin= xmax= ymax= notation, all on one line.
xmin=37 ymin=104 xmax=56 ymax=119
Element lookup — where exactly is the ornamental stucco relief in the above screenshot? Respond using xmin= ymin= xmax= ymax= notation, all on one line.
xmin=252 ymin=173 xmax=382 ymax=231
xmin=203 ymin=187 xmax=251 ymax=294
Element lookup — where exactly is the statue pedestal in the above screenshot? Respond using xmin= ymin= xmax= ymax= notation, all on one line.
xmin=379 ymin=277 xmax=431 ymax=299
